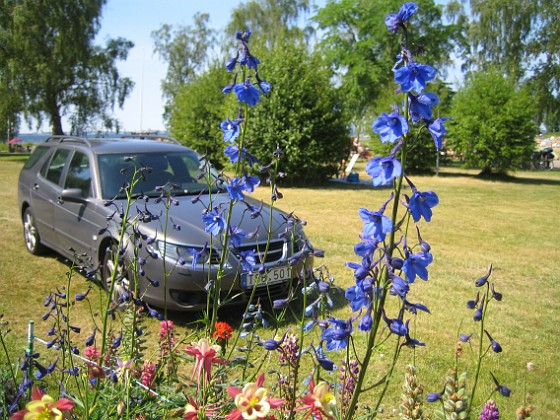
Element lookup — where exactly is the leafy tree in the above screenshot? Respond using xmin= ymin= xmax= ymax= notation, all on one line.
xmin=152 ymin=13 xmax=217 ymax=121
xmin=3 ymin=0 xmax=134 ymax=135
xmin=244 ymin=43 xmax=350 ymax=185
xmin=447 ymin=69 xmax=537 ymax=175
xmin=225 ymin=0 xmax=312 ymax=50
xmin=168 ymin=61 xmax=233 ymax=169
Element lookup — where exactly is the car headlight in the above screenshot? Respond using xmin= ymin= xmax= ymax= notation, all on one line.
xmin=155 ymin=240 xmax=210 ymax=266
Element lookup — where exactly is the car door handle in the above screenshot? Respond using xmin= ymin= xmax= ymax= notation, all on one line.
xmin=32 ymin=183 xmax=40 ymax=190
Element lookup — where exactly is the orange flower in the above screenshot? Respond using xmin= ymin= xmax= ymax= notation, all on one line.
xmin=213 ymin=321 xmax=233 ymax=341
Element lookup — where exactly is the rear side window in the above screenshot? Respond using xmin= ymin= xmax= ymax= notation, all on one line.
xmin=22 ymin=146 xmax=49 ymax=170
xmin=64 ymin=152 xmax=92 ymax=197
xmin=43 ymin=148 xmax=70 ymax=185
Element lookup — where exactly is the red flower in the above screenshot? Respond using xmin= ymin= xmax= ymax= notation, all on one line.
xmin=213 ymin=321 xmax=233 ymax=341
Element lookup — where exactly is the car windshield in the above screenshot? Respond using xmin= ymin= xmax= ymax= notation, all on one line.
xmin=98 ymin=151 xmax=220 ymax=199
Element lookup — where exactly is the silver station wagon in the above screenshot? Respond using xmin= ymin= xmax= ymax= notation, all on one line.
xmin=18 ymin=135 xmax=313 ymax=311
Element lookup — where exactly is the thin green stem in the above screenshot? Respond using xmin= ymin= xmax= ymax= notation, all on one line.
xmin=468 ymin=283 xmax=490 ymax=417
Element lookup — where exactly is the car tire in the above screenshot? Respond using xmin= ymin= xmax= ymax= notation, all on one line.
xmin=102 ymin=243 xmax=131 ymax=307
xmin=23 ymin=208 xmax=46 ymax=255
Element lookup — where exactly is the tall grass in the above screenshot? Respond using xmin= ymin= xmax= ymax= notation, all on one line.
xmin=1 ymin=156 xmax=559 ymax=417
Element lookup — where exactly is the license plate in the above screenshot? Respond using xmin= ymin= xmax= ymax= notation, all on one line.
xmin=242 ymin=266 xmax=292 ymax=289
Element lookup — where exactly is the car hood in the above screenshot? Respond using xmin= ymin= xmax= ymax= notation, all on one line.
xmin=131 ymin=192 xmax=290 ymax=247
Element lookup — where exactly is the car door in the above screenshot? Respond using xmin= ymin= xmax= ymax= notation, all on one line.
xmin=31 ymin=147 xmax=71 ymax=250
xmin=55 ymin=150 xmax=101 ymax=259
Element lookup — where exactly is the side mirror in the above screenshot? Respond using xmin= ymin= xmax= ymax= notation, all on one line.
xmin=59 ymin=188 xmax=87 ymax=203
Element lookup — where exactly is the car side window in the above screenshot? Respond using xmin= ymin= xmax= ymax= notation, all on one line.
xmin=43 ymin=148 xmax=70 ymax=185
xmin=65 ymin=152 xmax=92 ymax=197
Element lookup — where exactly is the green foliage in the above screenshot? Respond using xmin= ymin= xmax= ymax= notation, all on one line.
xmin=448 ymin=69 xmax=537 ymax=174
xmin=244 ymin=44 xmax=350 ymax=185
xmin=168 ymin=62 xmax=232 ymax=169
xmin=225 ymin=0 xmax=312 ymax=50
xmin=1 ymin=0 xmax=134 ymax=135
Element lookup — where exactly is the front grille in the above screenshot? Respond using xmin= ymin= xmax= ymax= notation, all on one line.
xmin=237 ymin=240 xmax=286 ymax=264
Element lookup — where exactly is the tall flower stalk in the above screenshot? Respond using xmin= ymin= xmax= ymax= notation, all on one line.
xmin=340 ymin=3 xmax=447 ymax=418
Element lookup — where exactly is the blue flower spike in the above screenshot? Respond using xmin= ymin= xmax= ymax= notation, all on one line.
xmin=385 ymin=2 xmax=418 ymax=33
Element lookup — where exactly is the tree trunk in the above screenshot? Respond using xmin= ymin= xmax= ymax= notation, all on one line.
xmin=50 ymin=108 xmax=64 ymax=135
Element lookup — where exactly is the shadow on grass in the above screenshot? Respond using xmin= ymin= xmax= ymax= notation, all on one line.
xmin=435 ymin=169 xmax=560 ymax=186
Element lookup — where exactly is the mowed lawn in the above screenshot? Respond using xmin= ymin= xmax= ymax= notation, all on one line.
xmin=1 ymin=155 xmax=559 ymax=418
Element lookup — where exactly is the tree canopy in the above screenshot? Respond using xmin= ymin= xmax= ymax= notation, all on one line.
xmin=1 ymin=0 xmax=134 ymax=135
xmin=152 ymin=13 xmax=217 ymax=122
xmin=448 ymin=69 xmax=537 ymax=175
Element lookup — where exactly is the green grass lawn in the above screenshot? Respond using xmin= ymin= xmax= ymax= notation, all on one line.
xmin=1 ymin=156 xmax=559 ymax=418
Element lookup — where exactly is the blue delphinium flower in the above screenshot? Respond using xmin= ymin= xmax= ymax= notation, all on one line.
xmin=484 ymin=330 xmax=503 ymax=353
xmin=382 ymin=312 xmax=409 ymax=336
xmin=407 ymin=182 xmax=439 ymax=223
xmin=385 ymin=2 xmax=418 ymax=33
xmin=202 ymin=209 xmax=226 ymax=236
xmin=490 ymin=372 xmax=511 ymax=397
xmin=321 ymin=318 xmax=353 ymax=351
xmin=260 ymin=331 xmax=287 ymax=351
xmin=394 ymin=62 xmax=437 ymax=93
xmin=365 ymin=156 xmax=402 ymax=187
xmin=473 ymin=296 xmax=485 ymax=321
xmin=372 ymin=108 xmax=409 ymax=143
xmin=475 ymin=264 xmax=493 ymax=287
xmin=242 ymin=174 xmax=260 ymax=193
xmin=233 ymin=79 xmax=261 ymax=106
xmin=359 ymin=309 xmax=373 ymax=332
xmin=239 ymin=249 xmax=257 ymax=272
xmin=220 ymin=118 xmax=242 ymax=143
xmin=390 ymin=274 xmax=410 ymax=297
xmin=359 ymin=207 xmax=393 ymax=243
xmin=229 ymin=226 xmax=246 ymax=248
xmin=227 ymin=177 xmax=246 ymax=201
xmin=187 ymin=243 xmax=208 ymax=269
xmin=402 ymin=250 xmax=433 ymax=282
xmin=409 ymin=92 xmax=439 ymax=123
xmin=224 ymin=145 xmax=258 ymax=167
xmin=255 ymin=72 xmax=271 ymax=94
xmin=345 ymin=277 xmax=373 ymax=311
xmin=427 ymin=117 xmax=451 ymax=150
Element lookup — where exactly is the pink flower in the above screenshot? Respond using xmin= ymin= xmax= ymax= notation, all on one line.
xmin=84 ymin=346 xmax=100 ymax=362
xmin=297 ymin=380 xmax=336 ymax=419
xmin=226 ymin=373 xmax=284 ymax=420
xmin=141 ymin=361 xmax=157 ymax=388
xmin=10 ymin=386 xmax=75 ymax=420
xmin=184 ymin=338 xmax=225 ymax=389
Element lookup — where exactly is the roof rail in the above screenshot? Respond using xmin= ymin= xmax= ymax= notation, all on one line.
xmin=120 ymin=134 xmax=181 ymax=145
xmin=44 ymin=135 xmax=93 ymax=147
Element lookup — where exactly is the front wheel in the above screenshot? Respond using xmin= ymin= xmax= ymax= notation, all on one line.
xmin=102 ymin=244 xmax=131 ymax=308
xmin=23 ymin=208 xmax=46 ymax=255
